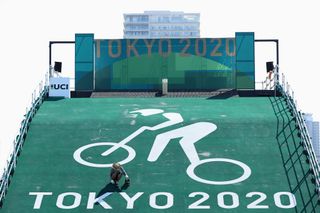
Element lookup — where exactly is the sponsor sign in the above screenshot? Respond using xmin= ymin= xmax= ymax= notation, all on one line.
xmin=49 ymin=77 xmax=70 ymax=98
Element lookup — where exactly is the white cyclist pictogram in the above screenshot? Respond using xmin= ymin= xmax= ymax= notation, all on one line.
xmin=73 ymin=109 xmax=251 ymax=185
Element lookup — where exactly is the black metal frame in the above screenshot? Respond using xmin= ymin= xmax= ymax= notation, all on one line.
xmin=49 ymin=41 xmax=75 ymax=69
xmin=255 ymin=39 xmax=279 ymax=66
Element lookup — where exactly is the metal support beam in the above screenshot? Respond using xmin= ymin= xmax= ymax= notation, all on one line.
xmin=255 ymin=39 xmax=279 ymax=66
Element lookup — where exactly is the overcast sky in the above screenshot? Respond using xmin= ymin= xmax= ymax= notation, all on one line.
xmin=1 ymin=0 xmax=319 ymax=166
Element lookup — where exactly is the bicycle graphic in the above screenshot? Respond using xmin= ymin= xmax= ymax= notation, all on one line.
xmin=73 ymin=109 xmax=251 ymax=185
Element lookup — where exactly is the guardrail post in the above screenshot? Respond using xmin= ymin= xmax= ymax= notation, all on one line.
xmin=13 ymin=140 xmax=16 ymax=168
xmin=292 ymin=91 xmax=294 ymax=100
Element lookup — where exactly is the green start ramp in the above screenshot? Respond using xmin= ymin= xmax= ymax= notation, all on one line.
xmin=1 ymin=97 xmax=319 ymax=212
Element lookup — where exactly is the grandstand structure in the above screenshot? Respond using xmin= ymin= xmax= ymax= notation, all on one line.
xmin=1 ymin=32 xmax=320 ymax=212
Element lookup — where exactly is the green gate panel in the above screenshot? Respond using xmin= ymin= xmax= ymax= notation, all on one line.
xmin=94 ymin=38 xmax=236 ymax=91
xmin=75 ymin=34 xmax=94 ymax=91
xmin=74 ymin=33 xmax=256 ymax=92
xmin=235 ymin=32 xmax=255 ymax=89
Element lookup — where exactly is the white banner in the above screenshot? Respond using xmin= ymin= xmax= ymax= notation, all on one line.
xmin=49 ymin=77 xmax=70 ymax=98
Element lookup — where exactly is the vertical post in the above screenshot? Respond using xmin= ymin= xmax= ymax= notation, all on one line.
xmin=292 ymin=91 xmax=295 ymax=100
xmin=275 ymin=41 xmax=279 ymax=96
xmin=162 ymin=78 xmax=168 ymax=95
xmin=274 ymin=65 xmax=278 ymax=97
xmin=45 ymin=72 xmax=49 ymax=87
xmin=276 ymin=40 xmax=279 ymax=68
xmin=49 ymin=42 xmax=52 ymax=78
xmin=13 ymin=139 xmax=17 ymax=168
xmin=49 ymin=42 xmax=52 ymax=68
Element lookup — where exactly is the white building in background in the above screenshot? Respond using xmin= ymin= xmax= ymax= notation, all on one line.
xmin=123 ymin=11 xmax=200 ymax=38
xmin=304 ymin=113 xmax=320 ymax=161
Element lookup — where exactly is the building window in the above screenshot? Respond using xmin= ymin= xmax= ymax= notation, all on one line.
xmin=124 ymin=11 xmax=200 ymax=38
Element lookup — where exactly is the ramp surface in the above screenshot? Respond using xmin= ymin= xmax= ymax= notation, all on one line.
xmin=1 ymin=97 xmax=318 ymax=212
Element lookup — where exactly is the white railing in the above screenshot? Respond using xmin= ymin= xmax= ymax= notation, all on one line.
xmin=255 ymin=71 xmax=276 ymax=90
xmin=264 ymin=74 xmax=275 ymax=90
xmin=276 ymin=67 xmax=320 ymax=199
xmin=0 ymin=78 xmax=49 ymax=206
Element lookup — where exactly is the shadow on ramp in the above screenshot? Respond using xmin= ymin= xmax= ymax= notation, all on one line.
xmin=95 ymin=181 xmax=131 ymax=205
xmin=97 ymin=180 xmax=131 ymax=196
xmin=46 ymin=97 xmax=65 ymax=101
xmin=97 ymin=181 xmax=130 ymax=201
xmin=206 ymin=89 xmax=237 ymax=99
xmin=97 ymin=183 xmax=121 ymax=197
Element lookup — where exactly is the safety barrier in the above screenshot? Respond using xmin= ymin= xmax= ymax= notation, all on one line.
xmin=264 ymin=75 xmax=275 ymax=90
xmin=255 ymin=71 xmax=276 ymax=90
xmin=276 ymin=67 xmax=320 ymax=199
xmin=0 ymin=80 xmax=49 ymax=206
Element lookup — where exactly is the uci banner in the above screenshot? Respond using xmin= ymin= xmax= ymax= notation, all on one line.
xmin=49 ymin=77 xmax=70 ymax=98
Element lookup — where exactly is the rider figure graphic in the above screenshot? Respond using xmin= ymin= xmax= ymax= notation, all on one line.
xmin=73 ymin=109 xmax=251 ymax=185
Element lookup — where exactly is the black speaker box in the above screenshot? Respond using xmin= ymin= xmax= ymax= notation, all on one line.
xmin=54 ymin=62 xmax=62 ymax=72
xmin=266 ymin=61 xmax=274 ymax=72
